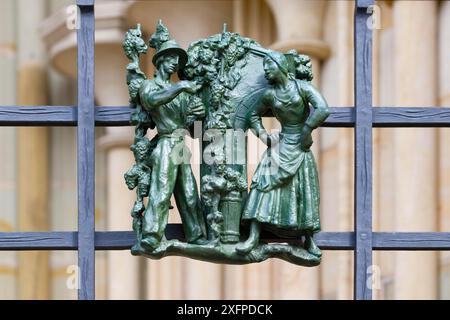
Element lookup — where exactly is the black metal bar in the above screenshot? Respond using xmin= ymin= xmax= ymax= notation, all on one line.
xmin=95 ymin=231 xmax=356 ymax=250
xmin=3 ymin=230 xmax=450 ymax=251
xmin=95 ymin=106 xmax=131 ymax=126
xmin=0 ymin=106 xmax=77 ymax=126
xmin=354 ymin=0 xmax=374 ymax=300
xmin=0 ymin=230 xmax=355 ymax=250
xmin=92 ymin=231 xmax=450 ymax=250
xmin=77 ymin=0 xmax=94 ymax=6
xmin=77 ymin=3 xmax=95 ymax=300
xmin=0 ymin=106 xmax=354 ymax=127
xmin=373 ymin=107 xmax=450 ymax=127
xmin=0 ymin=232 xmax=77 ymax=250
xmin=373 ymin=233 xmax=450 ymax=250
xmin=356 ymin=0 xmax=373 ymax=9
xmin=1 ymin=106 xmax=450 ymax=127
xmin=323 ymin=107 xmax=354 ymax=127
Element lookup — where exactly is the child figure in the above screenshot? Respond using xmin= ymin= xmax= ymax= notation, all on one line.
xmin=124 ymin=138 xmax=153 ymax=234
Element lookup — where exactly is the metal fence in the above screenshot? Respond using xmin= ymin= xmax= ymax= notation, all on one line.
xmin=0 ymin=0 xmax=450 ymax=300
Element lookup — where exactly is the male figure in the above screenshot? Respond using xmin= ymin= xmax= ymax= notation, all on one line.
xmin=138 ymin=24 xmax=207 ymax=250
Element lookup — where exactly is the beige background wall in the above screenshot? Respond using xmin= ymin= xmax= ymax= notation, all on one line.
xmin=0 ymin=0 xmax=448 ymax=299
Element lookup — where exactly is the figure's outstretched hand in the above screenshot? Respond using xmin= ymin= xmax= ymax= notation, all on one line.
xmin=179 ymin=80 xmax=201 ymax=94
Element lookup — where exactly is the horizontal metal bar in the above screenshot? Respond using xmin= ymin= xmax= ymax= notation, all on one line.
xmin=315 ymin=232 xmax=354 ymax=250
xmin=95 ymin=225 xmax=186 ymax=250
xmin=1 ymin=106 xmax=450 ymax=127
xmin=95 ymin=106 xmax=130 ymax=125
xmin=0 ymin=106 xmax=352 ymax=127
xmin=0 ymin=106 xmax=77 ymax=126
xmin=77 ymin=0 xmax=94 ymax=6
xmin=315 ymin=107 xmax=353 ymax=127
xmin=0 ymin=106 xmax=133 ymax=126
xmin=0 ymin=232 xmax=77 ymax=250
xmin=0 ymin=229 xmax=353 ymax=250
xmin=2 ymin=230 xmax=450 ymax=251
xmin=95 ymin=231 xmax=356 ymax=250
xmin=372 ymin=232 xmax=450 ymax=250
xmin=93 ymin=231 xmax=450 ymax=250
xmin=96 ymin=107 xmax=353 ymax=127
xmin=0 ymin=106 xmax=131 ymax=126
xmin=373 ymin=107 xmax=450 ymax=127
xmin=356 ymin=0 xmax=374 ymax=9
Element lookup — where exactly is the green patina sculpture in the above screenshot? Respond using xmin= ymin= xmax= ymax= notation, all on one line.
xmin=123 ymin=21 xmax=330 ymax=267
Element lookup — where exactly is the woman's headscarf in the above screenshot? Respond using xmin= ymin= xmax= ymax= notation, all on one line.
xmin=265 ymin=51 xmax=289 ymax=75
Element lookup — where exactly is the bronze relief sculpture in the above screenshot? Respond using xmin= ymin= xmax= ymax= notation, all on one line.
xmin=123 ymin=21 xmax=330 ymax=267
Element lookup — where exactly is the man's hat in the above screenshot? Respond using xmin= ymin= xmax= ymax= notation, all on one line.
xmin=152 ymin=39 xmax=188 ymax=68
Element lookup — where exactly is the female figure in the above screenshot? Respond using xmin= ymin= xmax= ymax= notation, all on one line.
xmin=237 ymin=51 xmax=330 ymax=257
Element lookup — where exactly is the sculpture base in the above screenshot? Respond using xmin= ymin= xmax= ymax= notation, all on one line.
xmin=131 ymin=239 xmax=321 ymax=267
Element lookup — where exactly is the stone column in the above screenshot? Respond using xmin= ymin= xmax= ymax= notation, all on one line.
xmin=265 ymin=0 xmax=329 ymax=299
xmin=48 ymin=125 xmax=78 ymax=300
xmin=232 ymin=0 xmax=276 ymax=47
xmin=318 ymin=0 xmax=355 ymax=300
xmin=98 ymin=127 xmax=140 ymax=299
xmin=392 ymin=1 xmax=438 ymax=299
xmin=16 ymin=0 xmax=50 ymax=300
xmin=0 ymin=0 xmax=17 ymax=300
xmin=438 ymin=0 xmax=450 ymax=299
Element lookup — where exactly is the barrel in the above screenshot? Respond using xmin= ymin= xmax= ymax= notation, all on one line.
xmin=219 ymin=190 xmax=242 ymax=243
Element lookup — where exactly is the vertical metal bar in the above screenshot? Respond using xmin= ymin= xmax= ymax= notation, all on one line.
xmin=77 ymin=1 xmax=95 ymax=300
xmin=354 ymin=0 xmax=373 ymax=300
